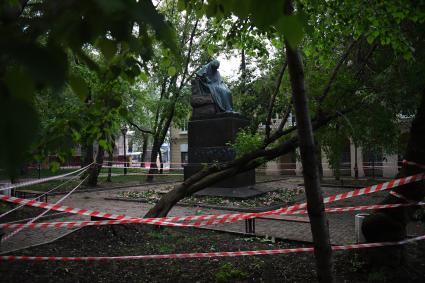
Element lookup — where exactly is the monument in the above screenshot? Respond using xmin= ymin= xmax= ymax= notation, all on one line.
xmin=184 ymin=59 xmax=258 ymax=198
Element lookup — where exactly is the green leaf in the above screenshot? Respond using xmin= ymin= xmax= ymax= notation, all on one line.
xmin=4 ymin=67 xmax=35 ymax=101
xmin=98 ymin=139 xmax=108 ymax=150
xmin=71 ymin=129 xmax=81 ymax=141
xmin=168 ymin=66 xmax=177 ymax=76
xmin=139 ymin=72 xmax=149 ymax=82
xmin=69 ymin=74 xmax=89 ymax=101
xmin=276 ymin=15 xmax=304 ymax=49
xmin=177 ymin=0 xmax=186 ymax=11
xmin=207 ymin=45 xmax=215 ymax=56
xmin=366 ymin=34 xmax=375 ymax=44
xmin=50 ymin=161 xmax=61 ymax=172
xmin=97 ymin=39 xmax=117 ymax=60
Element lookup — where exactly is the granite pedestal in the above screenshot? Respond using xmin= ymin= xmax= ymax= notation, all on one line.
xmin=184 ymin=113 xmax=257 ymax=198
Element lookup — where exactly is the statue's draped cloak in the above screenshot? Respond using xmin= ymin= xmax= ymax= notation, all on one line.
xmin=196 ymin=61 xmax=233 ymax=112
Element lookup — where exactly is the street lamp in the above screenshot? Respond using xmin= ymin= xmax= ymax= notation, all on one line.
xmin=121 ymin=126 xmax=128 ymax=175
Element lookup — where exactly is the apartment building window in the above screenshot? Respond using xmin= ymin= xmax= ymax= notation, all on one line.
xmin=179 ymin=119 xmax=188 ymax=134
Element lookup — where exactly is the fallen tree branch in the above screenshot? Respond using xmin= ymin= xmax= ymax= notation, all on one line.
xmin=144 ymin=110 xmax=343 ymax=218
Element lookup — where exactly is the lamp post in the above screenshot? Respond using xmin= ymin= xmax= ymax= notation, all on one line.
xmin=121 ymin=126 xmax=128 ymax=175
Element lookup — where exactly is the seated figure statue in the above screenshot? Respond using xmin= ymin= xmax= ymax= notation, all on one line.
xmin=195 ymin=59 xmax=234 ymax=113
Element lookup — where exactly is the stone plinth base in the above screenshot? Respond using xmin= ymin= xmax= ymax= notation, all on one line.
xmin=184 ymin=164 xmax=255 ymax=188
xmin=184 ymin=113 xmax=256 ymax=195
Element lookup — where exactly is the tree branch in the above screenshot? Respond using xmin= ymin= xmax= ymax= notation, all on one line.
xmin=265 ymin=57 xmax=288 ymax=140
xmin=144 ymin=106 xmax=354 ymax=218
xmin=178 ymin=18 xmax=199 ymax=92
xmin=264 ymin=100 xmax=293 ymax=146
xmin=127 ymin=120 xmax=154 ymax=135
xmin=317 ymin=40 xmax=357 ymax=104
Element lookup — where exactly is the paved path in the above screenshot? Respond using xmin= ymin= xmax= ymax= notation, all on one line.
xmin=1 ymin=177 xmax=424 ymax=254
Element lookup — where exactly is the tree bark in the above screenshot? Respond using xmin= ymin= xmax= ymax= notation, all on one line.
xmin=141 ymin=133 xmax=148 ymax=168
xmin=315 ymin=140 xmax=324 ymax=180
xmin=284 ymin=1 xmax=334 ymax=282
xmin=147 ymin=138 xmax=160 ymax=182
xmin=362 ymin=91 xmax=425 ymax=266
xmin=240 ymin=48 xmax=247 ymax=94
xmin=82 ymin=142 xmax=93 ymax=168
xmin=87 ymin=144 xmax=104 ymax=187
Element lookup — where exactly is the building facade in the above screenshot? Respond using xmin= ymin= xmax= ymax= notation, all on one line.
xmin=170 ymin=121 xmax=188 ymax=168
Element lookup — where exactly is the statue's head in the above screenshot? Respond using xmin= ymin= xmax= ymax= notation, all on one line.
xmin=210 ymin=59 xmax=220 ymax=70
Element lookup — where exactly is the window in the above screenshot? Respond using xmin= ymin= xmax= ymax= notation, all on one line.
xmin=179 ymin=119 xmax=188 ymax=134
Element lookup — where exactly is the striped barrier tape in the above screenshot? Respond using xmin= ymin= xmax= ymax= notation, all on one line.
xmin=0 ymin=166 xmax=91 ymax=220
xmin=101 ymin=172 xmax=184 ymax=176
xmin=1 ymin=234 xmax=424 ymax=261
xmin=1 ymin=175 xmax=90 ymax=243
xmin=100 ymin=165 xmax=184 ymax=171
xmin=0 ymin=164 xmax=92 ymax=192
xmin=182 ymin=172 xmax=425 ymax=227
xmin=1 ymin=173 xmax=424 ymax=228
xmin=0 ymin=194 xmax=141 ymax=222
xmin=2 ymin=201 xmax=425 ymax=230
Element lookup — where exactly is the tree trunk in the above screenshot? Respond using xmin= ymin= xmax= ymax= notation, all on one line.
xmin=82 ymin=142 xmax=93 ymax=168
xmin=284 ymin=1 xmax=334 ymax=282
xmin=159 ymin=150 xmax=164 ymax=174
xmin=362 ymin=91 xmax=425 ymax=266
xmin=240 ymin=48 xmax=247 ymax=94
xmin=141 ymin=134 xmax=148 ymax=168
xmin=87 ymin=144 xmax=105 ymax=187
xmin=80 ymin=142 xmax=94 ymax=180
xmin=315 ymin=140 xmax=324 ymax=180
xmin=147 ymin=139 xmax=160 ymax=182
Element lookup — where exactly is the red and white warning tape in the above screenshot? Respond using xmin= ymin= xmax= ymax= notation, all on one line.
xmin=1 ymin=175 xmax=90 ymax=242
xmin=3 ymin=201 xmax=425 ymax=230
xmin=0 ymin=166 xmax=91 ymax=220
xmin=183 ymin=172 xmax=425 ymax=227
xmin=0 ymin=195 xmax=141 ymax=222
xmin=1 ymin=173 xmax=424 ymax=228
xmin=101 ymin=172 xmax=184 ymax=176
xmin=101 ymin=165 xmax=184 ymax=171
xmin=0 ymin=164 xmax=92 ymax=192
xmin=1 ymin=234 xmax=424 ymax=261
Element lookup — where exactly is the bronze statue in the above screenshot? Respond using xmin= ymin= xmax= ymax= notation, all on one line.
xmin=195 ymin=59 xmax=234 ymax=113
